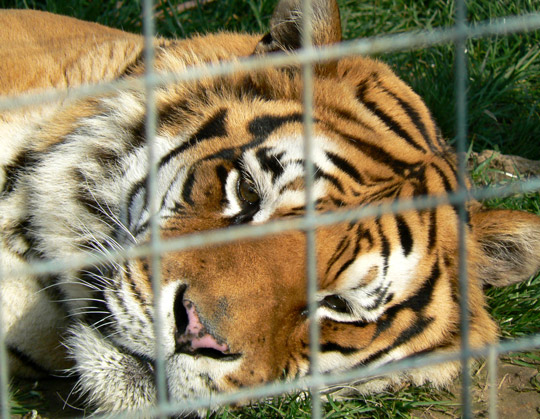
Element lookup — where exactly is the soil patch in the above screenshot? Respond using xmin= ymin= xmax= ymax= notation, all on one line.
xmin=413 ymin=354 xmax=540 ymax=418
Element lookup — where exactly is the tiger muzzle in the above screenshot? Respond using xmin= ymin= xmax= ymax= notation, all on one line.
xmin=174 ymin=285 xmax=240 ymax=361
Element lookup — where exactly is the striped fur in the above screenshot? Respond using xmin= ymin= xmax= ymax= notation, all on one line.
xmin=1 ymin=1 xmax=540 ymax=415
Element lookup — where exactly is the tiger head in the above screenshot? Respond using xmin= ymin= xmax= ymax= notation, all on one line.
xmin=19 ymin=0 xmax=540 ymax=414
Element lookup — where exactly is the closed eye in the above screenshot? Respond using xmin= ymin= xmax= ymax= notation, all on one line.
xmin=300 ymin=295 xmax=353 ymax=317
xmin=320 ymin=295 xmax=352 ymax=314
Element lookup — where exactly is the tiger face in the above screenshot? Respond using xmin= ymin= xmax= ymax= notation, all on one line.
xmin=1 ymin=0 xmax=539 ymax=415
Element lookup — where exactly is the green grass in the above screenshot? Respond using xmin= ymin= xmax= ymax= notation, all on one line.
xmin=8 ymin=380 xmax=46 ymax=416
xmin=3 ymin=0 xmax=540 ymax=417
xmin=208 ymin=388 xmax=461 ymax=419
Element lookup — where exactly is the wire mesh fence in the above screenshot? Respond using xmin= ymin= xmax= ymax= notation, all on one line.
xmin=1 ymin=0 xmax=540 ymax=418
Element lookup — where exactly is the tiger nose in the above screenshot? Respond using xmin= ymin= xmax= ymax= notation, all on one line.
xmin=173 ymin=287 xmax=229 ymax=356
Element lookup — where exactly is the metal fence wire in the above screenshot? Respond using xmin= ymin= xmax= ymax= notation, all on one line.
xmin=1 ymin=0 xmax=540 ymax=418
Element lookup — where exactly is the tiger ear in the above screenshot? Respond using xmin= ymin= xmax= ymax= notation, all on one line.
xmin=472 ymin=209 xmax=540 ymax=287
xmin=254 ymin=0 xmax=342 ymax=73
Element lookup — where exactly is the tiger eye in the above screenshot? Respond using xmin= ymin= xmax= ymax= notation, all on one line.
xmin=237 ymin=178 xmax=260 ymax=205
xmin=321 ymin=295 xmax=351 ymax=314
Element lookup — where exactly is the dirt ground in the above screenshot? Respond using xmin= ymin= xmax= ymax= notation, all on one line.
xmin=414 ymin=355 xmax=540 ymax=418
xmin=473 ymin=362 xmax=540 ymax=418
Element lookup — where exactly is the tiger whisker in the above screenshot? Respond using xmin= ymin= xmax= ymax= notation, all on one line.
xmin=54 ymin=297 xmax=108 ymax=305
xmin=83 ymin=176 xmax=138 ymax=246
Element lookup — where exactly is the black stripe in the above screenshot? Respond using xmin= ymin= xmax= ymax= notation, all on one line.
xmin=256 ymin=148 xmax=285 ymax=181
xmin=406 ymin=260 xmax=440 ymax=312
xmin=361 ymin=283 xmax=390 ymax=311
xmin=326 ymin=151 xmax=365 ymax=185
xmin=216 ymin=165 xmax=229 ymax=206
xmin=8 ymin=218 xmax=43 ymax=259
xmin=192 ymin=108 xmax=228 ymax=140
xmin=159 ymin=171 xmax=187 ymax=215
xmin=8 ymin=345 xmax=52 ymax=375
xmin=372 ymin=260 xmax=440 ymax=341
xmin=244 ymin=113 xmax=304 ymax=151
xmin=328 ymin=196 xmax=347 ymax=208
xmin=157 ymin=97 xmax=192 ymax=122
xmin=181 ymin=166 xmax=198 ymax=206
xmin=376 ymin=219 xmax=390 ymax=277
xmin=158 ymin=108 xmax=228 ymax=169
xmin=278 ymin=178 xmax=302 ymax=195
xmin=330 ymin=224 xmax=367 ymax=283
xmin=330 ymin=257 xmax=355 ymax=285
xmin=92 ymin=145 xmax=122 ymax=168
xmin=126 ymin=179 xmax=146 ymax=229
xmin=201 ymin=147 xmax=238 ymax=163
xmin=248 ymin=113 xmax=303 ymax=137
xmin=127 ymin=119 xmax=149 ymax=153
xmin=124 ymin=263 xmax=154 ymax=325
xmin=361 ymin=317 xmax=434 ymax=366
xmin=413 ymin=177 xmax=428 ymax=197
xmin=134 ymin=220 xmax=149 ymax=237
xmin=328 ymin=106 xmax=375 ymax=132
xmin=374 ymin=79 xmax=436 ymax=152
xmin=435 ymin=152 xmax=459 ymax=178
xmin=316 ymin=170 xmax=344 ymax=193
xmin=430 ymin=164 xmax=466 ymax=223
xmin=334 ymin=224 xmax=373 ymax=281
xmin=403 ymin=164 xmax=427 ymax=191
xmin=396 ymin=215 xmax=413 ymax=257
xmin=326 ymin=124 xmax=415 ymax=175
xmin=125 ymin=263 xmax=149 ymax=311
xmin=169 ymin=202 xmax=186 ymax=215
xmin=391 ymin=316 xmax=434 ymax=348
xmin=431 ymin=163 xmax=454 ymax=194
xmin=321 ymin=342 xmax=358 ymax=355
xmin=349 ymin=319 xmax=370 ymax=328
xmin=118 ymin=48 xmax=146 ymax=78
xmin=325 ymin=236 xmax=351 ymax=276
xmin=359 ymin=261 xmax=441 ymax=365
xmin=2 ymin=150 xmax=38 ymax=194
xmin=356 ymin=82 xmax=426 ymax=152
xmin=282 ymin=360 xmax=292 ymax=379
xmin=427 ymin=209 xmax=437 ymax=251
xmin=74 ymin=172 xmax=119 ymax=226
xmin=358 ymin=224 xmax=374 ymax=249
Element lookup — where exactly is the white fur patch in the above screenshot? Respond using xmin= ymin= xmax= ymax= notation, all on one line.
xmin=221 ymin=134 xmax=334 ymax=222
xmin=317 ymin=248 xmax=420 ymax=323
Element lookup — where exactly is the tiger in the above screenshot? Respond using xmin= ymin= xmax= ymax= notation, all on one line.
xmin=1 ymin=0 xmax=539 ymax=415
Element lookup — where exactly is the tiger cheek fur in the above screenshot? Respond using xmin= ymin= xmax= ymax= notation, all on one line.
xmin=2 ymin=0 xmax=540 ymax=415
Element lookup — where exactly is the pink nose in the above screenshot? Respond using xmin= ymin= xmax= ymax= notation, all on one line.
xmin=175 ymin=300 xmax=229 ymax=354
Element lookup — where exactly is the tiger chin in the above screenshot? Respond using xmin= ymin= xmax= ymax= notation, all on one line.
xmin=1 ymin=0 xmax=539 ymax=416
